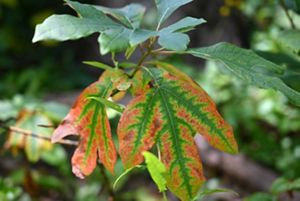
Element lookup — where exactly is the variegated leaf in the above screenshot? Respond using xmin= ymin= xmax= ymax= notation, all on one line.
xmin=5 ymin=110 xmax=53 ymax=162
xmin=118 ymin=68 xmax=238 ymax=200
xmin=52 ymin=70 xmax=119 ymax=178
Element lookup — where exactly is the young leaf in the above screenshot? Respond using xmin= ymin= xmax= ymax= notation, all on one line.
xmin=157 ymin=17 xmax=205 ymax=51
xmin=118 ymin=68 xmax=237 ymax=200
xmin=94 ymin=3 xmax=146 ymax=29
xmin=143 ymin=151 xmax=167 ymax=192
xmin=158 ymin=32 xmax=190 ymax=51
xmin=155 ymin=0 xmax=193 ymax=27
xmin=32 ymin=0 xmax=120 ymax=43
xmin=5 ymin=110 xmax=53 ymax=162
xmin=98 ymin=28 xmax=132 ymax=55
xmin=159 ymin=17 xmax=206 ymax=33
xmin=52 ymin=71 xmax=119 ymax=178
xmin=188 ymin=42 xmax=300 ymax=106
xmin=130 ymin=29 xmax=157 ymax=46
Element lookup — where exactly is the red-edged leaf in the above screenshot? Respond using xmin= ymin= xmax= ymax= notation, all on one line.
xmin=52 ymin=71 xmax=118 ymax=178
xmin=5 ymin=110 xmax=53 ymax=162
xmin=118 ymin=68 xmax=238 ymax=200
xmin=130 ymin=69 xmax=152 ymax=96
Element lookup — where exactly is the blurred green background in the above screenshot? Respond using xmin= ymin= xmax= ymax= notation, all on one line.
xmin=1 ymin=0 xmax=300 ymax=200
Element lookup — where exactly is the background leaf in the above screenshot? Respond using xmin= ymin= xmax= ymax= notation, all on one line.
xmin=188 ymin=42 xmax=300 ymax=106
xmin=277 ymin=30 xmax=300 ymax=54
xmin=5 ymin=110 xmax=53 ymax=162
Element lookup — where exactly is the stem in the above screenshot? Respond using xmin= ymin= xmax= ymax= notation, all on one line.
xmin=111 ymin=52 xmax=119 ymax=68
xmin=162 ymin=192 xmax=169 ymax=201
xmin=3 ymin=126 xmax=78 ymax=146
xmin=98 ymin=162 xmax=115 ymax=200
xmin=280 ymin=0 xmax=296 ymax=29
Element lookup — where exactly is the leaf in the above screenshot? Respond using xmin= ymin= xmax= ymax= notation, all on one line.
xmin=113 ymin=165 xmax=144 ymax=190
xmin=244 ymin=193 xmax=276 ymax=201
xmin=83 ymin=61 xmax=113 ymax=71
xmin=194 ymin=188 xmax=239 ymax=200
xmin=160 ymin=17 xmax=206 ymax=33
xmin=52 ymin=71 xmax=118 ymax=178
xmin=158 ymin=32 xmax=190 ymax=51
xmin=143 ymin=151 xmax=167 ymax=192
xmin=94 ymin=3 xmax=146 ymax=29
xmin=277 ymin=30 xmax=300 ymax=54
xmin=130 ymin=69 xmax=152 ymax=96
xmin=98 ymin=27 xmax=132 ymax=55
xmin=32 ymin=0 xmax=120 ymax=43
xmin=157 ymin=17 xmax=206 ymax=51
xmin=88 ymin=96 xmax=125 ymax=113
xmin=130 ymin=29 xmax=157 ymax=46
xmin=188 ymin=42 xmax=300 ymax=106
xmin=271 ymin=177 xmax=300 ymax=194
xmin=155 ymin=0 xmax=193 ymax=27
xmin=5 ymin=110 xmax=53 ymax=162
xmin=118 ymin=68 xmax=237 ymax=200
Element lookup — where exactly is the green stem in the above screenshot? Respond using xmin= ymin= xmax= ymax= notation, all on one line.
xmin=279 ymin=0 xmax=296 ymax=29
xmin=162 ymin=192 xmax=169 ymax=201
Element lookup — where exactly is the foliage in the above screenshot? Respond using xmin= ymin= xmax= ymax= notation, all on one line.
xmin=1 ymin=0 xmax=300 ymax=200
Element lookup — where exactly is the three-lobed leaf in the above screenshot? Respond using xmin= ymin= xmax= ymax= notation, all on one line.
xmin=118 ymin=68 xmax=237 ymax=200
xmin=51 ymin=70 xmax=123 ymax=178
xmin=188 ymin=42 xmax=300 ymax=106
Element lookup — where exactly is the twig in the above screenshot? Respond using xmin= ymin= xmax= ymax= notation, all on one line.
xmin=5 ymin=126 xmax=78 ymax=146
xmin=98 ymin=162 xmax=115 ymax=200
xmin=279 ymin=0 xmax=296 ymax=29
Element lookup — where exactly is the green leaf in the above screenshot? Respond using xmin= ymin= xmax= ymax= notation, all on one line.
xmin=155 ymin=0 xmax=193 ymax=27
xmin=32 ymin=0 xmax=120 ymax=43
xmin=194 ymin=188 xmax=239 ymax=201
xmin=118 ymin=68 xmax=237 ymax=200
xmin=244 ymin=193 xmax=276 ymax=201
xmin=160 ymin=17 xmax=206 ymax=33
xmin=188 ymin=42 xmax=300 ymax=106
xmin=87 ymin=96 xmax=125 ymax=113
xmin=94 ymin=3 xmax=146 ymax=29
xmin=52 ymin=71 xmax=119 ymax=178
xmin=6 ymin=110 xmax=54 ymax=162
xmin=113 ymin=165 xmax=144 ymax=190
xmin=143 ymin=151 xmax=167 ymax=192
xmin=159 ymin=32 xmax=190 ymax=51
xmin=157 ymin=17 xmax=205 ymax=51
xmin=130 ymin=29 xmax=157 ymax=46
xmin=98 ymin=28 xmax=132 ymax=55
xmin=277 ymin=30 xmax=300 ymax=54
xmin=83 ymin=61 xmax=113 ymax=70
xmin=271 ymin=177 xmax=300 ymax=194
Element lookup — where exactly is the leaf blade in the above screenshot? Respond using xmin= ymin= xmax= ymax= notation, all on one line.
xmin=155 ymin=0 xmax=193 ymax=26
xmin=188 ymin=42 xmax=300 ymax=106
xmin=52 ymin=71 xmax=118 ymax=178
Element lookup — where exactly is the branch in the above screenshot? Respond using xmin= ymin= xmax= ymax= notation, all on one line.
xmin=279 ymin=0 xmax=296 ymax=29
xmin=5 ymin=126 xmax=78 ymax=146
